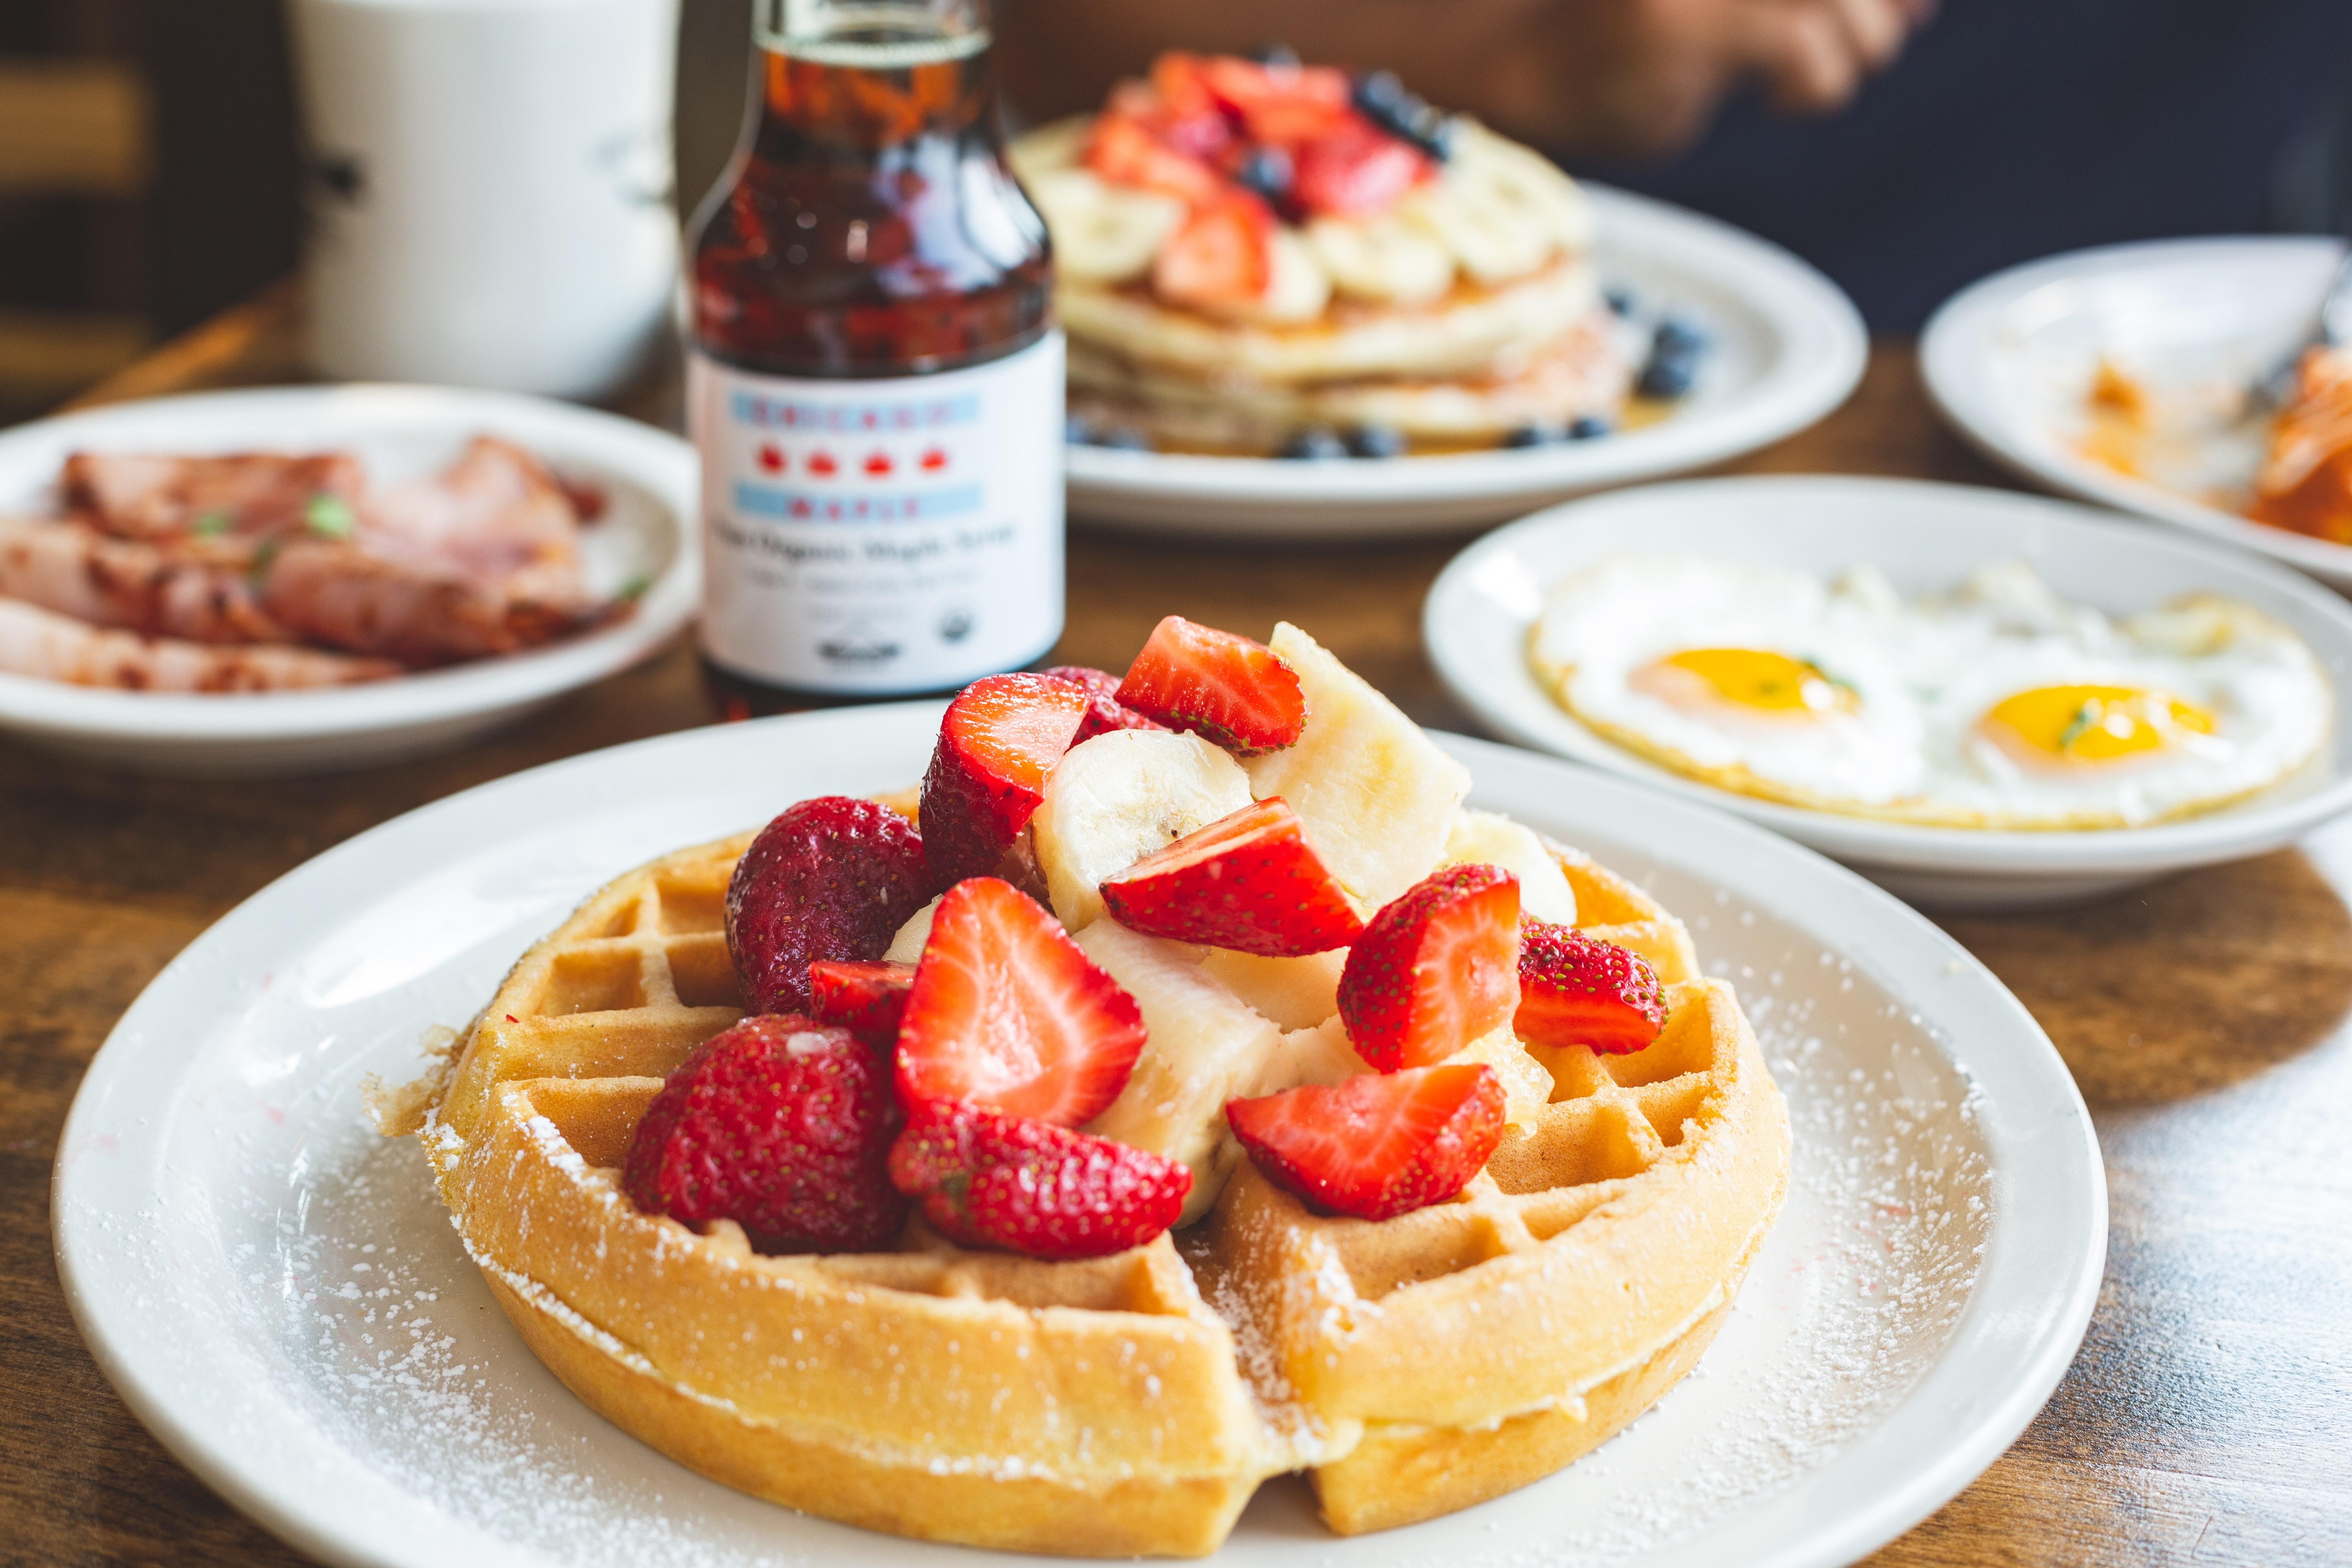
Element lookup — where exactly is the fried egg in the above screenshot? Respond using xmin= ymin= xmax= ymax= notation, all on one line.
xmin=1530 ymin=555 xmax=2332 ymax=829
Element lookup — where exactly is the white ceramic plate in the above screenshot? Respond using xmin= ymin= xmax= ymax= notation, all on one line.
xmin=56 ymin=704 xmax=2103 ymax=1568
xmin=1921 ymin=235 xmax=2352 ymax=590
xmin=1427 ymin=475 xmax=2352 ymax=909
xmin=1065 ymin=185 xmax=1867 ymax=540
xmin=0 ymin=384 xmax=698 ymax=774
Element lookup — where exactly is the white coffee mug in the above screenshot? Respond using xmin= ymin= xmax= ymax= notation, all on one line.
xmin=287 ymin=0 xmax=682 ymax=398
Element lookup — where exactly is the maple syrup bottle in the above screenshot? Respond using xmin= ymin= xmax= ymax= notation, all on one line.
xmin=688 ymin=0 xmax=1059 ymax=712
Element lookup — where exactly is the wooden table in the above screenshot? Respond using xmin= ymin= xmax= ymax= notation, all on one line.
xmin=6 ymin=290 xmax=2350 ymax=1568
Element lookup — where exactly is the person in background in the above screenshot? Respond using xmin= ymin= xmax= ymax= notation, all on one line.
xmin=998 ymin=0 xmax=2352 ymax=331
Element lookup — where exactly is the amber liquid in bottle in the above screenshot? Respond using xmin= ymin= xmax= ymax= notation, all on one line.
xmin=687 ymin=0 xmax=1059 ymax=717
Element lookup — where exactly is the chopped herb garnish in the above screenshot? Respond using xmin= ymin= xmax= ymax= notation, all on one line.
xmin=2056 ymin=700 xmax=2100 ymax=754
xmin=305 ymin=493 xmax=358 ymax=539
xmin=247 ymin=537 xmax=281 ymax=585
xmin=190 ymin=510 xmax=232 ymax=537
xmin=615 ymin=573 xmax=653 ymax=601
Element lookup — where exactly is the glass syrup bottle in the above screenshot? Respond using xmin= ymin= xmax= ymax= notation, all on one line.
xmin=687 ymin=0 xmax=1059 ymax=713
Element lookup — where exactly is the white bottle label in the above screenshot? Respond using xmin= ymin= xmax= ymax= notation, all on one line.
xmin=689 ymin=332 xmax=1065 ymax=693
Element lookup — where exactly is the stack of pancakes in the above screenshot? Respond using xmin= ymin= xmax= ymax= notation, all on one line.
xmin=1009 ymin=105 xmax=1631 ymax=453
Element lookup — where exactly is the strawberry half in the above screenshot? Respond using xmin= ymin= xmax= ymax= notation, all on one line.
xmin=1225 ymin=1063 xmax=1503 ymax=1221
xmin=623 ymin=1015 xmax=906 ymax=1253
xmin=1200 ymin=56 xmax=1354 ymax=146
xmin=1099 ymin=796 xmax=1363 ymax=956
xmin=1152 ymin=195 xmax=1274 ymax=311
xmin=1083 ymin=110 xmax=1226 ymax=204
xmin=888 ymin=1096 xmax=1191 ymax=1260
xmin=1337 ymin=863 xmax=1522 ymax=1070
xmin=1114 ymin=615 xmax=1305 ymax=756
xmin=1292 ymin=120 xmax=1430 ymax=218
xmin=895 ymin=876 xmax=1147 ymax=1125
xmin=726 ymin=795 xmax=932 ymax=1016
xmin=1515 ymin=924 xmax=1666 ymax=1055
xmin=807 ymin=959 xmax=916 ymax=1051
xmin=1040 ymin=664 xmax=1169 ymax=743
xmin=918 ymin=672 xmax=1091 ymax=887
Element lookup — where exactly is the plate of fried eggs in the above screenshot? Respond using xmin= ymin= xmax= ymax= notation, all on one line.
xmin=1425 ymin=475 xmax=2352 ymax=907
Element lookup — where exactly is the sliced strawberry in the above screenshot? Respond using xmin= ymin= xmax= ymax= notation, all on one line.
xmin=1039 ymin=664 xmax=1169 ymax=743
xmin=623 ymin=1014 xmax=906 ymax=1253
xmin=895 ymin=876 xmax=1147 ymax=1125
xmin=1515 ymin=924 xmax=1665 ymax=1054
xmin=1201 ymin=56 xmax=1354 ymax=146
xmin=726 ymin=796 xmax=932 ymax=1016
xmin=918 ymin=672 xmax=1091 ymax=887
xmin=1337 ymin=863 xmax=1522 ymax=1070
xmin=1114 ymin=615 xmax=1305 ymax=756
xmin=806 ymin=959 xmax=916 ymax=1051
xmin=1142 ymin=52 xmax=1234 ymax=158
xmin=1226 ymin=1063 xmax=1503 ymax=1220
xmin=1083 ymin=111 xmax=1226 ymax=204
xmin=1100 ymin=796 xmax=1363 ymax=956
xmin=888 ymin=1096 xmax=1190 ymax=1259
xmin=1151 ymin=194 xmax=1274 ymax=310
xmin=1293 ymin=120 xmax=1430 ymax=218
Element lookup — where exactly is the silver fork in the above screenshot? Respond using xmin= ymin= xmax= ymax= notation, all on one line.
xmin=2249 ymin=245 xmax=2352 ymax=413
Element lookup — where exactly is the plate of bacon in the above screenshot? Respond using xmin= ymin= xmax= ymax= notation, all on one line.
xmin=0 ymin=383 xmax=696 ymax=773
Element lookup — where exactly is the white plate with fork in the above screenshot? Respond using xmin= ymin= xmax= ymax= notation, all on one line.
xmin=56 ymin=702 xmax=2102 ymax=1568
xmin=1921 ymin=234 xmax=2352 ymax=590
xmin=0 ymin=383 xmax=697 ymax=775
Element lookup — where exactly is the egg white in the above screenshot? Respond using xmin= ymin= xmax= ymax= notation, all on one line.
xmin=1530 ymin=555 xmax=2333 ymax=829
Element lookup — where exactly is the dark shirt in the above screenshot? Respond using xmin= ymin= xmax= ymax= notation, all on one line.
xmin=1583 ymin=0 xmax=2352 ymax=332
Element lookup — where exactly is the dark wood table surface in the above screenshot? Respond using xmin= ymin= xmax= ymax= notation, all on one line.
xmin=6 ymin=290 xmax=2350 ymax=1567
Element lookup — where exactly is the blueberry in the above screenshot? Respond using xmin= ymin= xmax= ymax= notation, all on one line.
xmin=1063 ymin=412 xmax=1095 ymax=445
xmin=1654 ymin=315 xmax=1707 ymax=354
xmin=1245 ymin=40 xmax=1301 ymax=68
xmin=1637 ymin=343 xmax=1700 ymax=400
xmin=1232 ymin=144 xmax=1294 ymax=207
xmin=1352 ymin=70 xmax=1410 ymax=114
xmin=1345 ymin=423 xmax=1407 ymax=458
xmin=1277 ymin=427 xmax=1350 ymax=460
xmin=1567 ymin=416 xmax=1612 ymax=440
xmin=1603 ymin=286 xmax=1636 ymax=317
xmin=1096 ymin=426 xmax=1153 ymax=452
xmin=1501 ymin=423 xmax=1564 ymax=448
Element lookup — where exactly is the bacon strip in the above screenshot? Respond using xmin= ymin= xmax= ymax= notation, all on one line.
xmin=0 ymin=516 xmax=292 ymax=644
xmin=0 ymin=596 xmax=399 ymax=691
xmin=63 ymin=451 xmax=366 ymax=541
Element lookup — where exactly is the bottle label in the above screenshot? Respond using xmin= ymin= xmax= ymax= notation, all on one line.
xmin=689 ymin=332 xmax=1065 ymax=694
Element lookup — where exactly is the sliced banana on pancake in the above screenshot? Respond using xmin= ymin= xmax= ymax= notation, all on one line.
xmin=1027 ymin=168 xmax=1188 ymax=285
xmin=1305 ymin=214 xmax=1457 ymax=305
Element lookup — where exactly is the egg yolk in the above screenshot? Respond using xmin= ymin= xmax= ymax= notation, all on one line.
xmin=1984 ymin=684 xmax=2215 ymax=763
xmin=1645 ymin=648 xmax=1859 ymax=717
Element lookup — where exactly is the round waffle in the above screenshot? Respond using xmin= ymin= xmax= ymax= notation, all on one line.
xmin=404 ymin=822 xmax=1787 ymax=1556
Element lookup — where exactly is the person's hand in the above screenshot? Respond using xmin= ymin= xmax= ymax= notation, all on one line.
xmin=1489 ymin=0 xmax=1937 ymax=156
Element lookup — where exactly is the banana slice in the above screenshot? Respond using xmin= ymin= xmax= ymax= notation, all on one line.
xmin=1305 ymin=214 xmax=1457 ymax=305
xmin=1198 ymin=226 xmax=1334 ymax=325
xmin=1028 ymin=167 xmax=1188 ymax=285
xmin=1402 ymin=122 xmax=1592 ymax=286
xmin=1442 ymin=808 xmax=1578 ymax=925
xmin=1243 ymin=623 xmax=1470 ymax=911
xmin=1032 ymin=728 xmax=1255 ymax=932
xmin=884 ymin=894 xmax=941 ymax=963
xmin=1005 ymin=114 xmax=1092 ymax=185
xmin=1076 ymin=921 xmax=1284 ymax=1224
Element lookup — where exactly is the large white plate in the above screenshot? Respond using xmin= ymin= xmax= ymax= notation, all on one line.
xmin=1427 ymin=475 xmax=2352 ymax=908
xmin=1921 ymin=235 xmax=2352 ymax=590
xmin=55 ymin=704 xmax=2103 ymax=1568
xmin=1065 ymin=185 xmax=1867 ymax=540
xmin=0 ymin=384 xmax=699 ymax=774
